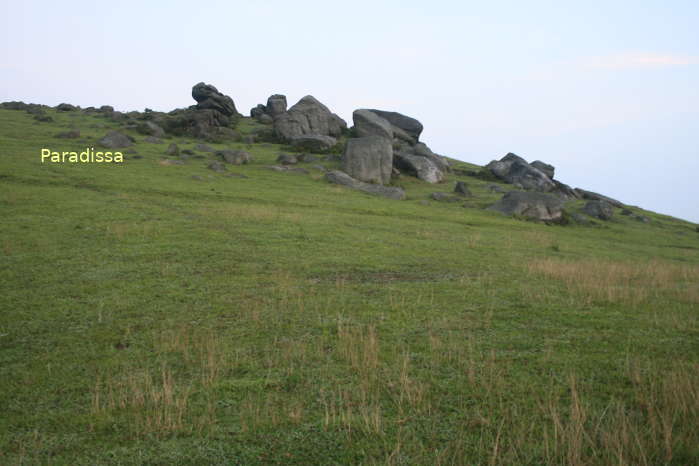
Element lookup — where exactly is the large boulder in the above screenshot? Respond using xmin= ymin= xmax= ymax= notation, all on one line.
xmin=488 ymin=191 xmax=564 ymax=222
xmin=266 ymin=94 xmax=287 ymax=116
xmin=368 ymin=109 xmax=423 ymax=142
xmin=342 ymin=136 xmax=393 ymax=185
xmin=531 ymin=160 xmax=555 ymax=179
xmin=98 ymin=130 xmax=134 ymax=149
xmin=583 ymin=200 xmax=614 ymax=220
xmin=192 ymin=82 xmax=238 ymax=117
xmin=394 ymin=152 xmax=444 ymax=184
xmin=486 ymin=153 xmax=556 ymax=192
xmin=163 ymin=108 xmax=232 ymax=141
xmin=353 ymin=109 xmax=393 ymax=140
xmin=325 ymin=170 xmax=405 ymax=200
xmin=274 ymin=95 xmax=346 ymax=142
xmin=290 ymin=134 xmax=337 ymax=153
xmin=575 ymin=189 xmax=624 ymax=208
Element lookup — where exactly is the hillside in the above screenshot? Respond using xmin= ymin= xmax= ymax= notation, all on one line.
xmin=1 ymin=95 xmax=698 ymax=465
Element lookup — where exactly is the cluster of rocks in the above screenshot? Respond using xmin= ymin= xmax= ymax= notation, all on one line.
xmin=250 ymin=95 xmax=287 ymax=124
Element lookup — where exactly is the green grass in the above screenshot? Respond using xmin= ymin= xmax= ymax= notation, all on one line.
xmin=1 ymin=107 xmax=698 ymax=465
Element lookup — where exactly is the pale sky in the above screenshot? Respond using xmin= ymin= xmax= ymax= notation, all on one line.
xmin=2 ymin=0 xmax=697 ymax=222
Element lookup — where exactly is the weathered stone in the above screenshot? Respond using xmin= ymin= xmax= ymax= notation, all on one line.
xmin=325 ymin=170 xmax=406 ymax=200
xmin=165 ymin=143 xmax=179 ymax=156
xmin=266 ymin=94 xmax=287 ymax=116
xmin=353 ymin=109 xmax=393 ymax=140
xmin=194 ymin=143 xmax=215 ymax=152
xmin=486 ymin=153 xmax=556 ymax=192
xmin=192 ymin=82 xmax=238 ymax=116
xmin=488 ymin=191 xmax=564 ymax=222
xmin=207 ymin=161 xmax=227 ymax=173
xmin=575 ymin=189 xmax=624 ymax=208
xmin=531 ymin=160 xmax=555 ymax=179
xmin=290 ymin=134 xmax=337 ymax=152
xmin=250 ymin=104 xmax=266 ymax=118
xmin=277 ymin=154 xmax=298 ymax=165
xmin=342 ymin=136 xmax=393 ymax=185
xmin=454 ymin=181 xmax=472 ymax=197
xmin=218 ymin=149 xmax=251 ymax=165
xmin=367 ymin=109 xmax=423 ymax=141
xmin=394 ymin=152 xmax=444 ymax=183
xmin=431 ymin=192 xmax=462 ymax=202
xmin=274 ymin=95 xmax=346 ymax=141
xmin=144 ymin=136 xmax=163 ymax=144
xmin=56 ymin=103 xmax=77 ymax=112
xmin=98 ymin=130 xmax=134 ymax=149
xmin=583 ymin=200 xmax=614 ymax=220
xmin=56 ymin=129 xmax=80 ymax=139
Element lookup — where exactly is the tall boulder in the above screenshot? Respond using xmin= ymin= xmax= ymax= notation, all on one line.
xmin=266 ymin=94 xmax=287 ymax=116
xmin=274 ymin=95 xmax=347 ymax=142
xmin=192 ymin=82 xmax=239 ymax=117
xmin=342 ymin=136 xmax=393 ymax=185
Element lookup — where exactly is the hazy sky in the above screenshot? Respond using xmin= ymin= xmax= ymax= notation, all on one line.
xmin=2 ymin=1 xmax=697 ymax=222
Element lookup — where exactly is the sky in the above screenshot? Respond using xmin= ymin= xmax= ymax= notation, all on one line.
xmin=2 ymin=0 xmax=698 ymax=222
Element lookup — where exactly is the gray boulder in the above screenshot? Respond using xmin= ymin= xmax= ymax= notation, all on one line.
xmin=325 ymin=170 xmax=405 ymax=200
xmin=257 ymin=114 xmax=273 ymax=124
xmin=412 ymin=142 xmax=450 ymax=173
xmin=575 ymin=189 xmax=624 ymax=208
xmin=431 ymin=192 xmax=462 ymax=202
xmin=208 ymin=161 xmax=227 ymax=173
xmin=277 ymin=154 xmax=298 ymax=165
xmin=142 ymin=121 xmax=165 ymax=138
xmin=194 ymin=143 xmax=215 ymax=152
xmin=266 ymin=94 xmax=287 ymax=116
xmin=250 ymin=104 xmax=266 ymax=118
xmin=353 ymin=109 xmax=393 ymax=140
xmin=99 ymin=130 xmax=134 ymax=149
xmin=531 ymin=160 xmax=555 ymax=179
xmin=342 ymin=136 xmax=393 ymax=185
xmin=488 ymin=191 xmax=564 ymax=222
xmin=56 ymin=103 xmax=77 ymax=112
xmin=290 ymin=134 xmax=337 ymax=152
xmin=192 ymin=82 xmax=238 ymax=117
xmin=165 ymin=143 xmax=179 ymax=156
xmin=394 ymin=152 xmax=444 ymax=184
xmin=583 ymin=200 xmax=614 ymax=220
xmin=144 ymin=136 xmax=163 ymax=144
xmin=367 ymin=109 xmax=423 ymax=142
xmin=486 ymin=153 xmax=556 ymax=192
xmin=218 ymin=149 xmax=251 ymax=165
xmin=454 ymin=181 xmax=472 ymax=197
xmin=274 ymin=95 xmax=347 ymax=141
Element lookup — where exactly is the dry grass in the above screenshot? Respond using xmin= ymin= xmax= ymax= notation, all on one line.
xmin=528 ymin=258 xmax=699 ymax=305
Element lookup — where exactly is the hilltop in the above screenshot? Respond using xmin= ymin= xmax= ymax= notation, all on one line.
xmin=1 ymin=84 xmax=698 ymax=465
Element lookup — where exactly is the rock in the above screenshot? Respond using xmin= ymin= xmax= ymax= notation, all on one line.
xmin=267 ymin=165 xmax=309 ymax=174
xmin=141 ymin=121 xmax=165 ymax=138
xmin=572 ymin=213 xmax=593 ymax=225
xmin=144 ymin=136 xmax=163 ymax=144
xmin=297 ymin=153 xmax=319 ymax=163
xmin=353 ymin=109 xmax=393 ymax=140
xmin=242 ymin=135 xmax=256 ymax=145
xmin=325 ymin=170 xmax=406 ymax=200
xmin=1 ymin=101 xmax=29 ymax=110
xmin=454 ymin=181 xmax=472 ymax=197
xmin=633 ymin=214 xmax=650 ymax=223
xmin=575 ymin=189 xmax=624 ymax=208
xmin=56 ymin=129 xmax=80 ymax=138
xmin=277 ymin=154 xmax=298 ymax=165
xmin=486 ymin=153 xmax=556 ymax=192
xmin=312 ymin=164 xmax=327 ymax=172
xmin=342 ymin=136 xmax=393 ymax=185
xmin=191 ymin=82 xmax=238 ymax=116
xmin=250 ymin=104 xmax=266 ymax=118
xmin=583 ymin=200 xmax=614 ymax=220
xmin=208 ymin=161 xmax=227 ymax=173
xmin=621 ymin=208 xmax=633 ymax=216
xmin=163 ymin=108 xmax=233 ymax=141
xmin=257 ymin=114 xmax=273 ymax=125
xmin=431 ymin=192 xmax=462 ymax=202
xmin=412 ymin=142 xmax=450 ymax=173
xmin=552 ymin=180 xmax=580 ymax=200
xmin=34 ymin=114 xmax=53 ymax=122
xmin=218 ymin=149 xmax=251 ymax=165
xmin=394 ymin=152 xmax=444 ymax=183
xmin=56 ymin=103 xmax=77 ymax=112
xmin=488 ymin=191 xmax=564 ymax=222
xmin=323 ymin=154 xmax=342 ymax=163
xmin=165 ymin=143 xmax=179 ymax=156
xmin=158 ymin=159 xmax=184 ymax=166
xmin=274 ymin=95 xmax=347 ymax=142
xmin=367 ymin=109 xmax=423 ymax=141
xmin=531 ymin=161 xmax=555 ymax=179
xmin=487 ymin=184 xmax=507 ymax=193
xmin=194 ymin=143 xmax=215 ymax=152
xmin=181 ymin=149 xmax=195 ymax=156
xmin=99 ymin=105 xmax=114 ymax=113
xmin=98 ymin=130 xmax=134 ymax=149
xmin=290 ymin=134 xmax=337 ymax=152
xmin=266 ymin=94 xmax=287 ymax=116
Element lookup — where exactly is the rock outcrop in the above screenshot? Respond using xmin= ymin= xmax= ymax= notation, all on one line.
xmin=274 ymin=95 xmax=347 ymax=142
xmin=325 ymin=170 xmax=406 ymax=200
xmin=192 ymin=82 xmax=239 ymax=117
xmin=488 ymin=191 xmax=564 ymax=222
xmin=583 ymin=200 xmax=614 ymax=220
xmin=575 ymin=189 xmax=624 ymax=208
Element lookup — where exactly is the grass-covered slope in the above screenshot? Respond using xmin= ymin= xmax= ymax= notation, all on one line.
xmin=1 ymin=107 xmax=698 ymax=465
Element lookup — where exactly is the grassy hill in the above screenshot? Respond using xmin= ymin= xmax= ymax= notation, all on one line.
xmin=1 ymin=106 xmax=698 ymax=465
